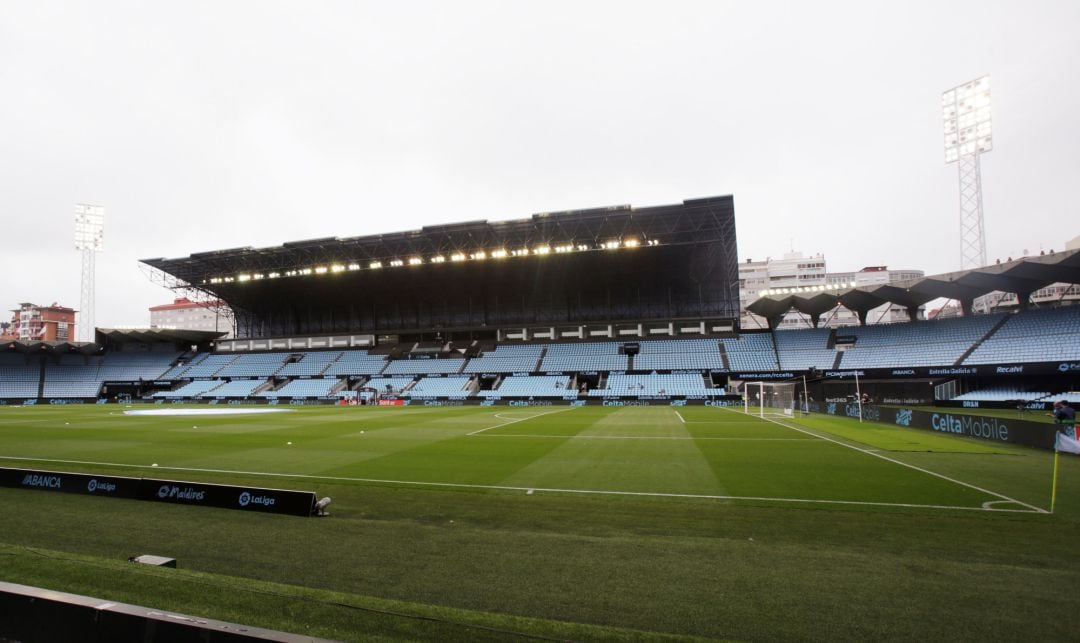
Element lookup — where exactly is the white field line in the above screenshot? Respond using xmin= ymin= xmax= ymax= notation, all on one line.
xmin=0 ymin=454 xmax=1039 ymax=514
xmin=715 ymin=406 xmax=1048 ymax=514
xmin=473 ymin=434 xmax=814 ymax=441
xmin=674 ymin=409 xmax=686 ymax=424
xmin=465 ymin=407 xmax=576 ymax=436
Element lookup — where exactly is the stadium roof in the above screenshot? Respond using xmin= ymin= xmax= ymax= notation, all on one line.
xmin=140 ymin=196 xmax=734 ymax=287
xmin=2 ymin=339 xmax=99 ymax=355
xmin=747 ymin=248 xmax=1080 ymax=326
xmin=95 ymin=328 xmax=226 ymax=344
xmin=2 ymin=329 xmax=225 ymax=355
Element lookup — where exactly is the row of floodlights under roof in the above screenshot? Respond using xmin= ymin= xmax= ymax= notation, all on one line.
xmin=759 ymin=282 xmax=858 ymax=296
xmin=204 ymin=238 xmax=661 ymax=284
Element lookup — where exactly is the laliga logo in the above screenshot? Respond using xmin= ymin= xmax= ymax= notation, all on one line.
xmin=238 ymin=491 xmax=275 ymax=507
xmin=1060 ymin=363 xmax=1080 ymax=373
xmin=157 ymin=485 xmax=171 ymax=498
xmin=88 ymin=479 xmax=97 ymax=493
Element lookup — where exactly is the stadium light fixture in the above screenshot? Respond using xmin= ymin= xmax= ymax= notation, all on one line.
xmin=554 ymin=244 xmax=573 ymax=253
xmin=431 ymin=255 xmax=446 ymax=263
xmin=624 ymin=238 xmax=640 ymax=248
xmin=534 ymin=245 xmax=551 ymax=255
xmin=330 ymin=264 xmax=346 ymax=273
xmin=451 ymin=253 xmax=466 ymax=262
xmin=471 ymin=251 xmax=487 ymax=260
xmin=389 ymin=259 xmax=404 ymax=267
xmin=408 ymin=257 xmax=423 ymax=265
xmin=577 ymin=244 xmax=590 ymax=251
xmin=369 ymin=261 xmax=382 ymax=269
xmin=314 ymin=266 xmax=328 ymax=274
xmin=603 ymin=240 xmax=620 ymax=250
xmin=237 ymin=274 xmax=251 ymax=282
xmin=74 ymin=204 xmax=105 ymax=342
xmin=301 ymin=268 xmax=313 ymax=275
xmin=943 ymin=75 xmax=992 ymax=272
xmin=347 ymin=263 xmax=360 ymax=271
xmin=491 ymin=249 xmax=508 ymax=258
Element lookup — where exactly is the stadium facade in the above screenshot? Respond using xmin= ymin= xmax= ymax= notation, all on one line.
xmin=0 ymin=197 xmax=1077 ymax=446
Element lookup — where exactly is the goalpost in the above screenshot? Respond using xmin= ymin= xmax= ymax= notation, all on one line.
xmin=743 ymin=381 xmax=799 ymax=418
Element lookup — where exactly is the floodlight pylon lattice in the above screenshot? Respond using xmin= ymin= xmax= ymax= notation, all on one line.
xmin=943 ymin=76 xmax=992 ymax=272
xmin=74 ymin=204 xmax=105 ymax=343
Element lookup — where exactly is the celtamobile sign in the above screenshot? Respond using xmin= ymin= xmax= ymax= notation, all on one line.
xmin=0 ymin=467 xmax=318 ymax=517
xmin=814 ymin=404 xmax=1056 ymax=450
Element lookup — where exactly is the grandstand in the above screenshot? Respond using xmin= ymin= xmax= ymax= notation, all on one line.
xmin=463 ymin=344 xmax=544 ymax=374
xmin=721 ymin=334 xmax=778 ymax=371
xmin=4 ymin=303 xmax=1080 ymax=405
xmin=405 ymin=376 xmax=472 ymax=397
xmin=1 ymin=215 xmax=1078 ymax=409
xmin=323 ymin=350 xmax=388 ymax=376
xmin=481 ymin=375 xmax=575 ymax=397
xmin=964 ymin=306 xmax=1080 ymax=364
xmin=260 ymin=378 xmax=341 ymax=399
xmin=540 ymin=342 xmax=629 ymax=372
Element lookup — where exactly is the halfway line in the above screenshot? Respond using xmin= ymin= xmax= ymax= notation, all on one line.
xmin=466 ymin=407 xmax=576 ymax=436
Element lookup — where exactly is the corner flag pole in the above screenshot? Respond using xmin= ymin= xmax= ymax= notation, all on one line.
xmin=855 ymin=371 xmax=863 ymax=423
xmin=1051 ymin=444 xmax=1060 ymax=514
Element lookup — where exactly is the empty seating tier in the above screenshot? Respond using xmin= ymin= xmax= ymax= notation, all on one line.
xmin=964 ymin=307 xmax=1080 ymax=365
xmin=405 ymin=376 xmax=472 ymax=397
xmin=481 ymin=375 xmax=574 ymax=397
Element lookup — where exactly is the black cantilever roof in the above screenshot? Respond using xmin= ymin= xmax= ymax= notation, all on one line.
xmin=141 ymin=196 xmax=735 ymax=286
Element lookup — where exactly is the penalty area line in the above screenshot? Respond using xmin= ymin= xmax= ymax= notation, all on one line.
xmin=714 ymin=406 xmax=1048 ymax=514
xmin=0 ymin=454 xmax=1042 ymax=514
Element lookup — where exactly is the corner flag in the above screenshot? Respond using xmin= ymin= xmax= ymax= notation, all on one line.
xmin=1056 ymin=429 xmax=1080 ymax=455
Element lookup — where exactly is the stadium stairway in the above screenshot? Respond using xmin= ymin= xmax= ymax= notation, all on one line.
xmin=534 ymin=347 xmax=547 ymax=373
xmin=718 ymin=344 xmax=731 ymax=370
xmin=953 ymin=314 xmax=1011 ymax=366
xmin=831 ymin=351 xmax=843 ymax=370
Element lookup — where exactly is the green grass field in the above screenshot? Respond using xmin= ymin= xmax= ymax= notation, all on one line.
xmin=1 ymin=403 xmax=1078 ymax=641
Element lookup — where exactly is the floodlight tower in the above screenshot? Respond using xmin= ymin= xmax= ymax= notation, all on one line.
xmin=74 ymin=204 xmax=105 ymax=342
xmin=942 ymin=76 xmax=993 ymax=270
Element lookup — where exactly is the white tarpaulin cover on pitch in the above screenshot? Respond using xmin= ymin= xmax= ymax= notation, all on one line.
xmin=123 ymin=408 xmax=294 ymax=417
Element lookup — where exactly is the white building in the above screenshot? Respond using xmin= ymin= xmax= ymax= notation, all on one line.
xmin=149 ymin=298 xmax=233 ymax=337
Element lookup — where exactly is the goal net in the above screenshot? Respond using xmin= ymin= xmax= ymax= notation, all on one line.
xmin=743 ymin=381 xmax=798 ymax=418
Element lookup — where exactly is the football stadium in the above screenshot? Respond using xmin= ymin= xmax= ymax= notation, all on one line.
xmin=1 ymin=194 xmax=1078 ymax=640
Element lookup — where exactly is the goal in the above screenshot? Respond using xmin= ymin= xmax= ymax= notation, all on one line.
xmin=743 ymin=381 xmax=798 ymax=418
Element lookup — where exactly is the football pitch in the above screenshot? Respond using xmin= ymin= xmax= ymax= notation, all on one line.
xmin=1 ymin=403 xmax=1078 ymax=640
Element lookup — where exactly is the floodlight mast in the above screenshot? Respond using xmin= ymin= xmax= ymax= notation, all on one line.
xmin=943 ymin=76 xmax=992 ymax=272
xmin=74 ymin=204 xmax=105 ymax=343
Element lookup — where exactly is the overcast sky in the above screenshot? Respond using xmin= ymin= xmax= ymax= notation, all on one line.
xmin=1 ymin=1 xmax=1077 ymax=328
